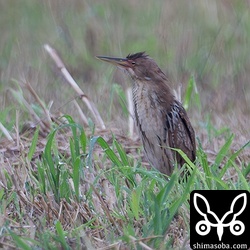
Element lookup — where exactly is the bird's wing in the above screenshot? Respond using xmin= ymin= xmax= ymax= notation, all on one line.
xmin=166 ymin=101 xmax=196 ymax=165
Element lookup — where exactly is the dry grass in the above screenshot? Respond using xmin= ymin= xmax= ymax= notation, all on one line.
xmin=0 ymin=0 xmax=250 ymax=249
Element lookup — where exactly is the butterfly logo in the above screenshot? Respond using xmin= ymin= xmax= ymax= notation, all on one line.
xmin=193 ymin=193 xmax=247 ymax=241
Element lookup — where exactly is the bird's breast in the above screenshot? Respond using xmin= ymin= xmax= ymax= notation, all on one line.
xmin=131 ymin=82 xmax=174 ymax=174
xmin=132 ymin=83 xmax=165 ymax=137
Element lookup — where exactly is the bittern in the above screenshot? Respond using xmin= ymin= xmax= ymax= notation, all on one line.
xmin=96 ymin=52 xmax=196 ymax=176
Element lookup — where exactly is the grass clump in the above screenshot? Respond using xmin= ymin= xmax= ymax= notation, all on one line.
xmin=0 ymin=2 xmax=249 ymax=249
xmin=0 ymin=115 xmax=248 ymax=249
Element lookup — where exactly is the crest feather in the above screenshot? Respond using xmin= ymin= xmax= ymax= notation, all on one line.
xmin=126 ymin=52 xmax=148 ymax=60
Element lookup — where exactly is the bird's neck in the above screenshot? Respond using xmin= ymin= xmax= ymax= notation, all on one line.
xmin=131 ymin=79 xmax=176 ymax=115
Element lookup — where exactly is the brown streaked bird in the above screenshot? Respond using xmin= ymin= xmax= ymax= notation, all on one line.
xmin=96 ymin=52 xmax=196 ymax=176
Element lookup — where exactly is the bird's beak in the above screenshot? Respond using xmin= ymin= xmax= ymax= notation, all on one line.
xmin=96 ymin=55 xmax=130 ymax=68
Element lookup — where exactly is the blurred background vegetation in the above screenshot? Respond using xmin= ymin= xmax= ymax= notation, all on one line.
xmin=0 ymin=1 xmax=249 ymax=248
xmin=0 ymin=0 xmax=250 ymax=136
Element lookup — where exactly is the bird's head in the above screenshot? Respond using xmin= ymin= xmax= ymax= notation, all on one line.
xmin=96 ymin=52 xmax=163 ymax=81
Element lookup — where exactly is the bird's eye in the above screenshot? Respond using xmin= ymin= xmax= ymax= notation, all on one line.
xmin=131 ymin=61 xmax=136 ymax=66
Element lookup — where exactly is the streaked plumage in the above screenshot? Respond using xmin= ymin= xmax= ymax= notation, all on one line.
xmin=96 ymin=52 xmax=196 ymax=175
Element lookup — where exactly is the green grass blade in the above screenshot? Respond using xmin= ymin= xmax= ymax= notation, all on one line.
xmin=219 ymin=140 xmax=250 ymax=179
xmin=212 ymin=177 xmax=230 ymax=189
xmin=73 ymin=157 xmax=81 ymax=200
xmin=213 ymin=134 xmax=234 ymax=171
xmin=89 ymin=136 xmax=122 ymax=167
xmin=9 ymin=230 xmax=32 ymax=250
xmin=171 ymin=147 xmax=196 ymax=169
xmin=183 ymin=75 xmax=194 ymax=110
xmin=197 ymin=140 xmax=212 ymax=188
xmin=59 ymin=167 xmax=71 ymax=200
xmin=114 ymin=138 xmax=129 ymax=166
xmin=170 ymin=167 xmax=195 ymax=214
xmin=63 ymin=115 xmax=80 ymax=157
xmin=164 ymin=169 xmax=195 ymax=231
xmin=130 ymin=188 xmax=141 ymax=220
xmin=27 ymin=126 xmax=39 ymax=161
xmin=155 ymin=175 xmax=177 ymax=235
xmin=55 ymin=220 xmax=70 ymax=250
xmin=70 ymin=137 xmax=76 ymax=163
xmin=43 ymin=129 xmax=61 ymax=201
xmin=79 ymin=129 xmax=87 ymax=154
xmin=156 ymin=173 xmax=177 ymax=206
xmin=37 ymin=163 xmax=46 ymax=194
xmin=233 ymin=162 xmax=250 ymax=191
xmin=44 ymin=130 xmax=57 ymax=181
xmin=183 ymin=75 xmax=201 ymax=111
xmin=243 ymin=162 xmax=250 ymax=177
